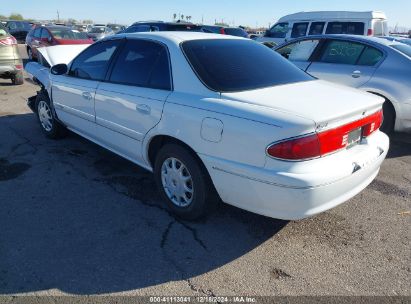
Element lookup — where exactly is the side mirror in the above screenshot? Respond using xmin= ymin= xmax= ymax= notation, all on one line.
xmin=50 ymin=64 xmax=68 ymax=75
xmin=47 ymin=36 xmax=53 ymax=43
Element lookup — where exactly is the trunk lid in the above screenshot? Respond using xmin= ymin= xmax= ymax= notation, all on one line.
xmin=221 ymin=80 xmax=383 ymax=130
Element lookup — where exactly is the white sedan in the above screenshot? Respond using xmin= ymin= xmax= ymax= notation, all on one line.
xmin=26 ymin=32 xmax=389 ymax=220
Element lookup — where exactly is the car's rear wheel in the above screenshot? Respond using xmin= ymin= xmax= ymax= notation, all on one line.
xmin=154 ymin=144 xmax=218 ymax=220
xmin=36 ymin=92 xmax=66 ymax=139
xmin=380 ymin=101 xmax=395 ymax=134
xmin=11 ymin=71 xmax=24 ymax=85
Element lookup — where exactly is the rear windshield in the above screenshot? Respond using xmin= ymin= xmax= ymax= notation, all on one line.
xmin=165 ymin=24 xmax=201 ymax=31
xmin=181 ymin=39 xmax=313 ymax=92
xmin=325 ymin=22 xmax=365 ymax=35
xmin=0 ymin=25 xmax=9 ymax=36
xmin=50 ymin=29 xmax=89 ymax=39
xmin=391 ymin=44 xmax=411 ymax=58
xmin=90 ymin=27 xmax=105 ymax=33
xmin=224 ymin=28 xmax=249 ymax=38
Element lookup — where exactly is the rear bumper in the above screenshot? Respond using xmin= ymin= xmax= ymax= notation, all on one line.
xmin=200 ymin=131 xmax=389 ymax=220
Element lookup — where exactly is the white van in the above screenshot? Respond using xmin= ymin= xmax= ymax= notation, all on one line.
xmin=258 ymin=11 xmax=388 ymax=45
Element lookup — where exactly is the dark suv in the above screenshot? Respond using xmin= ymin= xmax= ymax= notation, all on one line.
xmin=5 ymin=20 xmax=32 ymax=43
xmin=120 ymin=21 xmax=202 ymax=34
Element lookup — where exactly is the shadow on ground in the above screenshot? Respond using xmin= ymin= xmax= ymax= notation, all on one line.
xmin=0 ymin=113 xmax=288 ymax=295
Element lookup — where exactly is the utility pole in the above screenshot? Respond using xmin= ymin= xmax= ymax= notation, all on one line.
xmin=57 ymin=10 xmax=60 ymax=22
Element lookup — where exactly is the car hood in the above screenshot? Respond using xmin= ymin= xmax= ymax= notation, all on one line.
xmin=221 ymin=80 xmax=384 ymax=130
xmin=36 ymin=44 xmax=90 ymax=66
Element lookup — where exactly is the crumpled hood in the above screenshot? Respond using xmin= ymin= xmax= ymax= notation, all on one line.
xmin=37 ymin=44 xmax=90 ymax=66
xmin=222 ymin=80 xmax=384 ymax=129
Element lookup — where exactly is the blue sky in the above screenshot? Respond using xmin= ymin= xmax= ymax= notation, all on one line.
xmin=2 ymin=0 xmax=411 ymax=29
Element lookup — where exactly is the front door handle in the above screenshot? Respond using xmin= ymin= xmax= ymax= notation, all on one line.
xmin=82 ymin=92 xmax=92 ymax=100
xmin=136 ymin=104 xmax=151 ymax=114
xmin=352 ymin=70 xmax=361 ymax=78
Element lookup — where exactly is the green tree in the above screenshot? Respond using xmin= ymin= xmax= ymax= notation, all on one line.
xmin=83 ymin=19 xmax=93 ymax=24
xmin=0 ymin=14 xmax=7 ymax=20
xmin=9 ymin=13 xmax=23 ymax=20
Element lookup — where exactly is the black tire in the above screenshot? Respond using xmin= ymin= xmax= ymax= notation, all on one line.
xmin=35 ymin=91 xmax=66 ymax=139
xmin=11 ymin=71 xmax=24 ymax=85
xmin=154 ymin=144 xmax=218 ymax=220
xmin=380 ymin=101 xmax=395 ymax=134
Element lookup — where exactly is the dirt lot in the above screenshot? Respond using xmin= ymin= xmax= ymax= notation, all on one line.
xmin=0 ymin=46 xmax=410 ymax=297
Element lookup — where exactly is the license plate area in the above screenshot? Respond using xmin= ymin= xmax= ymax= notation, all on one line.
xmin=346 ymin=127 xmax=362 ymax=149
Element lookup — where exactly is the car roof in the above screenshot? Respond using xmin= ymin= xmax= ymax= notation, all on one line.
xmin=277 ymin=34 xmax=406 ymax=48
xmin=117 ymin=31 xmax=243 ymax=43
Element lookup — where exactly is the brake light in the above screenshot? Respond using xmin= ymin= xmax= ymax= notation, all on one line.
xmin=367 ymin=28 xmax=373 ymax=36
xmin=15 ymin=64 xmax=23 ymax=70
xmin=0 ymin=36 xmax=17 ymax=46
xmin=220 ymin=28 xmax=226 ymax=35
xmin=267 ymin=110 xmax=383 ymax=161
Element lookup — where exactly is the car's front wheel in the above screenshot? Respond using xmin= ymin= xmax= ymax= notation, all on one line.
xmin=36 ymin=92 xmax=66 ymax=139
xmin=154 ymin=144 xmax=218 ymax=220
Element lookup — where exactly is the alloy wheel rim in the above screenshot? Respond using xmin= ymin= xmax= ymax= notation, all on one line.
xmin=38 ymin=100 xmax=53 ymax=132
xmin=161 ymin=157 xmax=194 ymax=207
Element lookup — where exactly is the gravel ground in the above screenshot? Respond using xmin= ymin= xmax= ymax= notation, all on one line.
xmin=0 ymin=45 xmax=409 ymax=298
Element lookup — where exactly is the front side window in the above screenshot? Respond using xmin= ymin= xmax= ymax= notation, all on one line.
xmin=181 ymin=39 xmax=313 ymax=92
xmin=277 ymin=39 xmax=320 ymax=61
xmin=309 ymin=22 xmax=325 ymax=35
xmin=109 ymin=39 xmax=171 ymax=90
xmin=325 ymin=22 xmax=365 ymax=35
xmin=320 ymin=40 xmax=365 ymax=65
xmin=291 ymin=23 xmax=309 ymax=38
xmin=266 ymin=23 xmax=289 ymax=38
xmin=69 ymin=39 xmax=121 ymax=80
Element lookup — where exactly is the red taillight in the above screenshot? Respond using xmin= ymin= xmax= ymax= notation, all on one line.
xmin=0 ymin=36 xmax=17 ymax=46
xmin=367 ymin=28 xmax=373 ymax=36
xmin=220 ymin=28 xmax=226 ymax=35
xmin=15 ymin=64 xmax=23 ymax=70
xmin=267 ymin=110 xmax=383 ymax=161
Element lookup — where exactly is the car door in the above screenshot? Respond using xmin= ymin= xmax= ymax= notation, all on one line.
xmin=306 ymin=39 xmax=383 ymax=88
xmin=276 ymin=38 xmax=322 ymax=71
xmin=51 ymin=39 xmax=122 ymax=135
xmin=30 ymin=27 xmax=42 ymax=57
xmin=94 ymin=38 xmax=172 ymax=142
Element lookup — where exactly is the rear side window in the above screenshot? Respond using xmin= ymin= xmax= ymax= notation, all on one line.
xmin=109 ymin=39 xmax=171 ymax=90
xmin=320 ymin=40 xmax=365 ymax=65
xmin=325 ymin=22 xmax=365 ymax=35
xmin=291 ymin=23 xmax=309 ymax=38
xmin=181 ymin=39 xmax=313 ymax=92
xmin=266 ymin=23 xmax=289 ymax=38
xmin=357 ymin=47 xmax=383 ymax=66
xmin=33 ymin=28 xmax=42 ymax=38
xmin=69 ymin=39 xmax=121 ymax=80
xmin=309 ymin=22 xmax=325 ymax=35
xmin=40 ymin=29 xmax=51 ymax=39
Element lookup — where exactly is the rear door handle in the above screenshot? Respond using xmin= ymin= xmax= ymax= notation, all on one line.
xmin=136 ymin=104 xmax=151 ymax=114
xmin=352 ymin=70 xmax=361 ymax=78
xmin=82 ymin=92 xmax=92 ymax=100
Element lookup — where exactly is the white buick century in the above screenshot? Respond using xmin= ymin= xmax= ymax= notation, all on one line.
xmin=26 ymin=32 xmax=389 ymax=220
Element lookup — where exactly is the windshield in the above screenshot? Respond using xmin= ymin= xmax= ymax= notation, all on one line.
xmin=90 ymin=27 xmax=105 ymax=33
xmin=50 ymin=29 xmax=89 ymax=39
xmin=391 ymin=44 xmax=411 ymax=58
xmin=181 ymin=39 xmax=313 ymax=92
